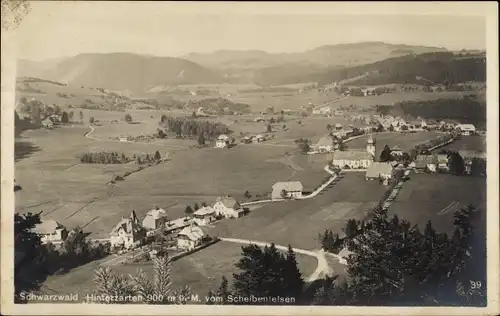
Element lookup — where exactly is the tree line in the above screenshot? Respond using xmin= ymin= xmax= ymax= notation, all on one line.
xmin=160 ymin=115 xmax=230 ymax=141
xmin=80 ymin=152 xmax=131 ymax=164
xmin=314 ymin=204 xmax=484 ymax=306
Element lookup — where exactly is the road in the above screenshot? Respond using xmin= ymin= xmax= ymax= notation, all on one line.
xmin=219 ymin=238 xmax=330 ymax=284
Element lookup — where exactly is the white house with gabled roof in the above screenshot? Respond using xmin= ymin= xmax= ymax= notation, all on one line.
xmin=142 ymin=207 xmax=168 ymax=230
xmin=272 ymin=181 xmax=303 ymax=200
xmin=215 ymin=134 xmax=230 ymax=148
xmin=177 ymin=225 xmax=207 ymax=251
xmin=193 ymin=206 xmax=216 ymax=225
xmin=213 ymin=196 xmax=245 ymax=218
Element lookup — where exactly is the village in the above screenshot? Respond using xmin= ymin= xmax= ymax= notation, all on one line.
xmin=25 ymin=102 xmax=485 ymax=286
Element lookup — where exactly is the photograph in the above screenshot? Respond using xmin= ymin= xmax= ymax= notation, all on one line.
xmin=1 ymin=1 xmax=498 ymax=315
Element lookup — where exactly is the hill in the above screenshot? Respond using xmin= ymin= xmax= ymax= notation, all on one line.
xmin=17 ymin=53 xmax=224 ymax=92
xmin=184 ymin=42 xmax=447 ymax=70
xmin=252 ymin=52 xmax=486 ymax=86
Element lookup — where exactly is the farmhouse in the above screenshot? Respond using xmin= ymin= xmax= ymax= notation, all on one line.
xmin=455 ymin=124 xmax=476 ymax=136
xmin=109 ymin=211 xmax=146 ymax=249
xmin=365 ymin=162 xmax=394 ymax=181
xmin=215 ymin=134 xmax=230 ymax=148
xmin=177 ymin=225 xmax=207 ymax=251
xmin=119 ymin=136 xmax=129 ymax=142
xmin=32 ymin=220 xmax=68 ymax=244
xmin=193 ymin=206 xmax=216 ymax=226
xmin=213 ymin=196 xmax=245 ymax=218
xmin=42 ymin=118 xmax=54 ymax=129
xmin=314 ymin=136 xmax=334 ymax=153
xmin=272 ymin=181 xmax=303 ymax=200
xmin=165 ymin=217 xmax=192 ymax=234
xmin=312 ymin=106 xmax=332 ymax=115
xmin=337 ymin=247 xmax=355 ymax=265
xmin=436 ymin=154 xmax=449 ymax=171
xmin=142 ymin=207 xmax=168 ymax=230
xmin=414 ymin=155 xmax=438 ymax=172
xmin=252 ymin=134 xmax=265 ymax=143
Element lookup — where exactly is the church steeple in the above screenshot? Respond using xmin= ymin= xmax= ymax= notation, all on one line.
xmin=366 ymin=134 xmax=376 ymax=157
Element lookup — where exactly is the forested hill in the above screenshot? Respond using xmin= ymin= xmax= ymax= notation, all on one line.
xmin=253 ymin=52 xmax=486 ymax=87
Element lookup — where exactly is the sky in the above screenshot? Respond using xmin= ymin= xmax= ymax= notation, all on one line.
xmin=13 ymin=2 xmax=487 ymax=61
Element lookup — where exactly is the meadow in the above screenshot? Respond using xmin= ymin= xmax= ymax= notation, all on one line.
xmin=204 ymin=173 xmax=387 ymax=250
xmin=438 ymin=135 xmax=486 ymax=153
xmin=41 ymin=241 xmax=318 ymax=301
xmin=387 ymin=173 xmax=486 ymax=235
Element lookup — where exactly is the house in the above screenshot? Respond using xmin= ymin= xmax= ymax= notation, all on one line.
xmin=365 ymin=162 xmax=394 ymax=182
xmin=213 ymin=196 xmax=245 ymax=218
xmin=436 ymin=154 xmax=449 ymax=171
xmin=314 ymin=136 xmax=334 ymax=153
xmin=42 ymin=118 xmax=54 ymax=129
xmin=331 ymin=136 xmax=375 ymax=169
xmin=312 ymin=106 xmax=332 ymax=115
xmin=177 ymin=225 xmax=207 ymax=251
xmin=390 ymin=145 xmax=404 ymax=157
xmin=215 ymin=134 xmax=230 ymax=148
xmin=193 ymin=206 xmax=216 ymax=226
xmin=109 ymin=211 xmax=146 ymax=249
xmin=241 ymin=136 xmax=253 ymax=144
xmin=455 ymin=124 xmax=476 ymax=136
xmin=32 ymin=220 xmax=68 ymax=244
xmin=337 ymin=247 xmax=355 ymax=265
xmin=165 ymin=217 xmax=192 ymax=234
xmin=252 ymin=134 xmax=265 ymax=143
xmin=414 ymin=155 xmax=438 ymax=172
xmin=142 ymin=207 xmax=168 ymax=230
xmin=334 ymin=110 xmax=345 ymax=116
xmin=118 ymin=136 xmax=129 ymax=142
xmin=271 ymin=181 xmax=303 ymax=200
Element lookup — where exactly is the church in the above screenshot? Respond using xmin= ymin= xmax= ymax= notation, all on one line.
xmin=331 ymin=135 xmax=376 ymax=169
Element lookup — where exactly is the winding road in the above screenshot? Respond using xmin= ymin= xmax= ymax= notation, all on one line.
xmin=219 ymin=238 xmax=331 ymax=284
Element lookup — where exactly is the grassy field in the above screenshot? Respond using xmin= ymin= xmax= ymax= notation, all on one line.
xmin=15 ymin=119 xmax=333 ymax=238
xmin=41 ymin=241 xmax=318 ymax=301
xmin=347 ymin=131 xmax=443 ymax=157
xmin=204 ymin=173 xmax=387 ymax=250
xmin=387 ymin=173 xmax=486 ymax=235
xmin=327 ymin=91 xmax=479 ymax=109
xmin=438 ymin=135 xmax=486 ymax=153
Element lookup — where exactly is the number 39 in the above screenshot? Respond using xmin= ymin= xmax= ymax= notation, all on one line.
xmin=470 ymin=281 xmax=482 ymax=289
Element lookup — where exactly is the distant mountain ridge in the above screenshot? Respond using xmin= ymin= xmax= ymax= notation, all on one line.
xmin=17 ymin=53 xmax=223 ymax=92
xmin=183 ymin=42 xmax=448 ymax=70
xmin=17 ymin=42 xmax=455 ymax=91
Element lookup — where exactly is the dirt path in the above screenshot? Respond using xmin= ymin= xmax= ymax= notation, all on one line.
xmin=219 ymin=238 xmax=329 ymax=284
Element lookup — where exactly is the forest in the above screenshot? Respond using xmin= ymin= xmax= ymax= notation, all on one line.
xmin=159 ymin=115 xmax=231 ymax=140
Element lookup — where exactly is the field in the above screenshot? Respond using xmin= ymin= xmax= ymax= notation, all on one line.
xmin=326 ymin=91 xmax=479 ymax=109
xmin=204 ymin=173 xmax=387 ymax=250
xmin=438 ymin=135 xmax=486 ymax=153
xmin=15 ymin=113 xmax=333 ymax=238
xmin=41 ymin=241 xmax=318 ymax=300
xmin=387 ymin=173 xmax=486 ymax=235
xmin=347 ymin=131 xmax=443 ymax=157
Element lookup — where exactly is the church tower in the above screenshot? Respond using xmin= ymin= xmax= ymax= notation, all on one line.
xmin=366 ymin=135 xmax=376 ymax=157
